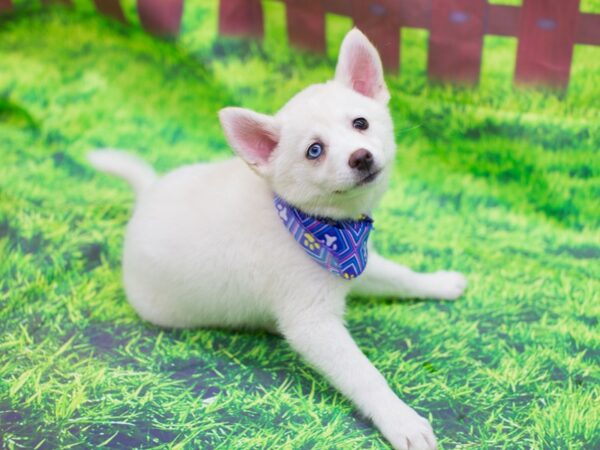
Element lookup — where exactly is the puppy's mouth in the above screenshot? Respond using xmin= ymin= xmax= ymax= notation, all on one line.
xmin=334 ymin=169 xmax=382 ymax=194
xmin=357 ymin=169 xmax=381 ymax=186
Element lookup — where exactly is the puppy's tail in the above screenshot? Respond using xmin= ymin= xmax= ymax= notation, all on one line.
xmin=87 ymin=149 xmax=158 ymax=196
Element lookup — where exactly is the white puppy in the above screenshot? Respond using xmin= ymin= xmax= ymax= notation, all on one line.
xmin=89 ymin=29 xmax=466 ymax=450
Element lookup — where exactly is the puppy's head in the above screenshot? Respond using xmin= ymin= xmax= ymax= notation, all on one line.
xmin=219 ymin=29 xmax=394 ymax=219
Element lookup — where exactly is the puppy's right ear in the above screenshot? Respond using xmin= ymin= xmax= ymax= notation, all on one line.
xmin=219 ymin=107 xmax=279 ymax=175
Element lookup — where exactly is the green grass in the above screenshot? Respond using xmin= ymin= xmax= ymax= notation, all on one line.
xmin=1 ymin=1 xmax=599 ymax=449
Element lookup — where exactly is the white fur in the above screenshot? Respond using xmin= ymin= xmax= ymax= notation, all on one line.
xmin=87 ymin=149 xmax=157 ymax=196
xmin=89 ymin=29 xmax=467 ymax=450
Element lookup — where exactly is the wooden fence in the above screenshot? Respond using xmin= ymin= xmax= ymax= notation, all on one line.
xmin=219 ymin=0 xmax=600 ymax=89
xmin=2 ymin=0 xmax=598 ymax=89
xmin=0 ymin=0 xmax=185 ymax=37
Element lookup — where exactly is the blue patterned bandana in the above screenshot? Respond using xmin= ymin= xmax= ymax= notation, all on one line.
xmin=274 ymin=195 xmax=373 ymax=280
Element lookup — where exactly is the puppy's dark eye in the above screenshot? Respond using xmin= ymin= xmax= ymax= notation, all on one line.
xmin=306 ymin=142 xmax=324 ymax=160
xmin=353 ymin=117 xmax=369 ymax=130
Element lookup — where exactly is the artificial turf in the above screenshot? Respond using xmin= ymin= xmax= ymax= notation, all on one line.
xmin=1 ymin=1 xmax=599 ymax=449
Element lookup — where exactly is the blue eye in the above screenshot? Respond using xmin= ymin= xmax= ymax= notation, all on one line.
xmin=306 ymin=142 xmax=324 ymax=160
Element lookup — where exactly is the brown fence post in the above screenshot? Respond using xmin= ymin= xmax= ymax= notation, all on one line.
xmin=138 ymin=0 xmax=183 ymax=37
xmin=93 ymin=0 xmax=127 ymax=23
xmin=323 ymin=0 xmax=353 ymax=16
xmin=352 ymin=0 xmax=400 ymax=73
xmin=285 ymin=0 xmax=326 ymax=53
xmin=515 ymin=0 xmax=580 ymax=89
xmin=219 ymin=0 xmax=263 ymax=38
xmin=427 ymin=0 xmax=485 ymax=84
xmin=0 ymin=0 xmax=11 ymax=14
xmin=576 ymin=13 xmax=600 ymax=46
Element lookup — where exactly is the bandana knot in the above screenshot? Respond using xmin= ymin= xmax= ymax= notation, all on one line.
xmin=274 ymin=195 xmax=373 ymax=280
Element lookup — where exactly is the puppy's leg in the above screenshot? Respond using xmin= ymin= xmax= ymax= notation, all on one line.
xmin=352 ymin=251 xmax=467 ymax=300
xmin=278 ymin=304 xmax=436 ymax=450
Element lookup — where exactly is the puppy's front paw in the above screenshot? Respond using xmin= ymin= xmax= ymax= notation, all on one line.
xmin=426 ymin=271 xmax=467 ymax=300
xmin=376 ymin=409 xmax=437 ymax=450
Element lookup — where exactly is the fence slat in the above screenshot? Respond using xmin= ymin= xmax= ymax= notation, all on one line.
xmin=396 ymin=0 xmax=431 ymax=28
xmin=576 ymin=13 xmax=600 ymax=45
xmin=286 ymin=0 xmax=326 ymax=53
xmin=219 ymin=0 xmax=263 ymax=38
xmin=93 ymin=0 xmax=127 ymax=23
xmin=428 ymin=0 xmax=486 ymax=84
xmin=487 ymin=4 xmax=520 ymax=36
xmin=322 ymin=0 xmax=353 ymax=17
xmin=0 ymin=0 xmax=11 ymax=14
xmin=515 ymin=0 xmax=580 ymax=89
xmin=138 ymin=0 xmax=183 ymax=37
xmin=353 ymin=0 xmax=400 ymax=73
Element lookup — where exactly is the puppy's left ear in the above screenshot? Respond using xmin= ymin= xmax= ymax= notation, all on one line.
xmin=335 ymin=28 xmax=390 ymax=104
xmin=219 ymin=107 xmax=279 ymax=176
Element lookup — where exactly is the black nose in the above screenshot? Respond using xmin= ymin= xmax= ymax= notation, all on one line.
xmin=348 ymin=149 xmax=374 ymax=171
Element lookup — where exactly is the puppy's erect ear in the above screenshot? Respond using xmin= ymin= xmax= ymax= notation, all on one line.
xmin=219 ymin=107 xmax=279 ymax=174
xmin=335 ymin=28 xmax=390 ymax=104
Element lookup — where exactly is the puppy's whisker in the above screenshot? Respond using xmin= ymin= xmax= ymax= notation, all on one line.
xmin=397 ymin=123 xmax=422 ymax=133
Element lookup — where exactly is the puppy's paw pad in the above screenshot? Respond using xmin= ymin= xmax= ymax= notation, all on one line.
xmin=429 ymin=271 xmax=467 ymax=300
